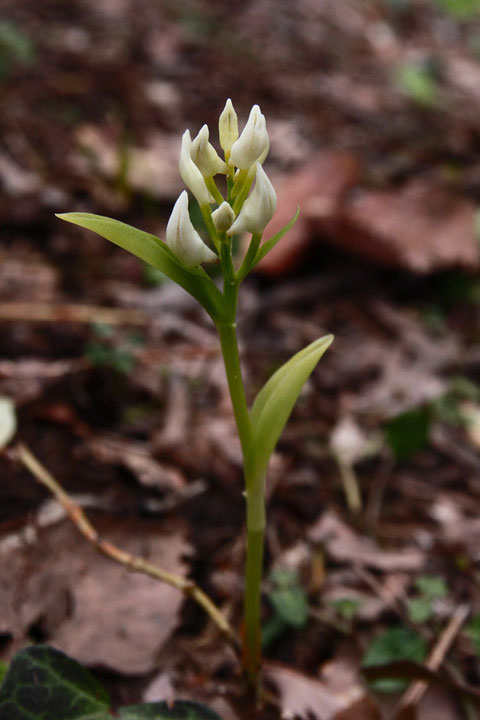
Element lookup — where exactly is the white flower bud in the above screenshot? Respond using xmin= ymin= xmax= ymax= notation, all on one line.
xmin=218 ymin=98 xmax=238 ymax=156
xmin=229 ymin=105 xmax=269 ymax=170
xmin=179 ymin=130 xmax=213 ymax=206
xmin=191 ymin=125 xmax=228 ymax=177
xmin=166 ymin=191 xmax=217 ymax=267
xmin=227 ymin=163 xmax=277 ymax=236
xmin=212 ymin=201 xmax=235 ymax=232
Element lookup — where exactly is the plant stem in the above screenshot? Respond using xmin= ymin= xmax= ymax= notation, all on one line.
xmin=217 ymin=306 xmax=266 ymax=689
xmin=217 ymin=319 xmax=251 ymax=458
xmin=244 ymin=484 xmax=266 ymax=686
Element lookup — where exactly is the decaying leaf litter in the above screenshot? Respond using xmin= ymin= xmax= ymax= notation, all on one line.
xmin=2 ymin=0 xmax=480 ymax=717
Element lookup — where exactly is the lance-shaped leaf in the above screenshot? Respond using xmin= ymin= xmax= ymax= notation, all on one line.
xmin=236 ymin=208 xmax=300 ymax=283
xmin=251 ymin=207 xmax=299 ymax=269
xmin=56 ymin=213 xmax=225 ymax=322
xmin=246 ymin=335 xmax=333 ymax=487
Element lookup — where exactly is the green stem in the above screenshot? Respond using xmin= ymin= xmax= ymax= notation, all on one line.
xmin=217 ymin=311 xmax=266 ymax=688
xmin=216 ymin=229 xmax=266 ymax=691
xmin=217 ymin=319 xmax=251 ymax=458
xmin=243 ymin=473 xmax=266 ymax=686
xmin=200 ymin=204 xmax=220 ymax=252
xmin=205 ymin=176 xmax=224 ymax=206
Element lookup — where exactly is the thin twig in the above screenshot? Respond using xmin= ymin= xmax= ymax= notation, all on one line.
xmin=0 ymin=302 xmax=146 ymax=325
xmin=17 ymin=443 xmax=239 ymax=653
xmin=395 ymin=603 xmax=470 ymax=716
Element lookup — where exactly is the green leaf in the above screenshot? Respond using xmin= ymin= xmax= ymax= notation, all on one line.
xmin=268 ymin=569 xmax=309 ymax=628
xmin=0 ymin=646 xmax=222 ymax=720
xmin=119 ymin=701 xmax=222 ymax=719
xmin=466 ymin=613 xmax=480 ymax=656
xmin=384 ymin=406 xmax=431 ymax=461
xmin=0 ymin=645 xmax=111 ymax=720
xmin=0 ymin=662 xmax=7 ymax=687
xmin=407 ymin=597 xmax=433 ymax=624
xmin=434 ymin=0 xmax=480 ymax=19
xmin=330 ymin=597 xmax=361 ymax=621
xmin=396 ymin=62 xmax=438 ymax=107
xmin=56 ymin=214 xmax=225 ymax=322
xmin=415 ymin=575 xmax=448 ymax=601
xmin=251 ymin=208 xmax=300 ymax=269
xmin=362 ymin=627 xmax=428 ymax=694
xmin=247 ymin=335 xmax=333 ymax=485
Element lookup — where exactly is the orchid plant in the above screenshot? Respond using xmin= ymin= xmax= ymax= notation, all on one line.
xmin=57 ymin=100 xmax=333 ymax=688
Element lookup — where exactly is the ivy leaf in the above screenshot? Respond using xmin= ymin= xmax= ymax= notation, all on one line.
xmin=0 ymin=647 xmax=222 ymax=720
xmin=362 ymin=627 xmax=428 ymax=694
xmin=119 ymin=702 xmax=222 ymax=719
xmin=0 ymin=645 xmax=111 ymax=720
xmin=268 ymin=569 xmax=309 ymax=628
xmin=56 ymin=214 xmax=225 ymax=322
xmin=384 ymin=406 xmax=431 ymax=461
xmin=246 ymin=335 xmax=333 ymax=487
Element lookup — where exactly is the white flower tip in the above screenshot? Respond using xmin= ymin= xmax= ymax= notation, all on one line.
xmin=167 ymin=191 xmax=217 ymax=267
xmin=219 ymin=98 xmax=239 ymax=156
xmin=229 ymin=104 xmax=269 ymax=170
xmin=227 ymin=162 xmax=276 ymax=236
xmin=212 ymin=201 xmax=235 ymax=232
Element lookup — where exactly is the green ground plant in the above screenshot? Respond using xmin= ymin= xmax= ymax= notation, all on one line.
xmin=56 ymin=100 xmax=333 ymax=690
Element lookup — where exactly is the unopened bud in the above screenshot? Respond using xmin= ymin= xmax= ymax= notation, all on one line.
xmin=227 ymin=163 xmax=276 ymax=235
xmin=179 ymin=130 xmax=213 ymax=206
xmin=166 ymin=191 xmax=217 ymax=267
xmin=191 ymin=125 xmax=229 ymax=177
xmin=218 ymin=98 xmax=238 ymax=157
xmin=212 ymin=201 xmax=235 ymax=232
xmin=229 ymin=105 xmax=269 ymax=170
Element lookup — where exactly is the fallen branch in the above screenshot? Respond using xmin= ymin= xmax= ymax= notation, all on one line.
xmin=0 ymin=302 xmax=146 ymax=325
xmin=17 ymin=443 xmax=239 ymax=652
xmin=395 ymin=602 xmax=471 ymax=717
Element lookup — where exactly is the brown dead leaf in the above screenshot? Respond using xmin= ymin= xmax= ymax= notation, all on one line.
xmin=0 ymin=517 xmax=189 ymax=674
xmin=85 ymin=435 xmax=185 ymax=492
xmin=256 ymin=152 xmax=361 ymax=276
xmin=309 ymin=512 xmax=424 ymax=572
xmin=267 ymin=663 xmax=372 ymax=720
xmin=333 ymin=179 xmax=480 ymax=273
xmin=0 ymin=359 xmax=83 ymax=404
xmin=75 ymin=125 xmax=182 ymax=200
xmin=0 ymin=255 xmax=58 ymax=302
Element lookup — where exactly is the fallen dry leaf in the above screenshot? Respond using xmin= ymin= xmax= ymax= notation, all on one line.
xmin=309 ymin=512 xmax=424 ymax=572
xmin=0 ymin=516 xmax=189 ymax=674
xmin=75 ymin=125 xmax=182 ymax=200
xmin=267 ymin=663 xmax=372 ymax=720
xmin=334 ymin=179 xmax=480 ymax=273
xmin=256 ymin=151 xmax=361 ymax=276
xmin=85 ymin=434 xmax=185 ymax=492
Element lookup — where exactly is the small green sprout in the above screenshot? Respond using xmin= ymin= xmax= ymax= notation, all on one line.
xmin=57 ymin=100 xmax=333 ymax=690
